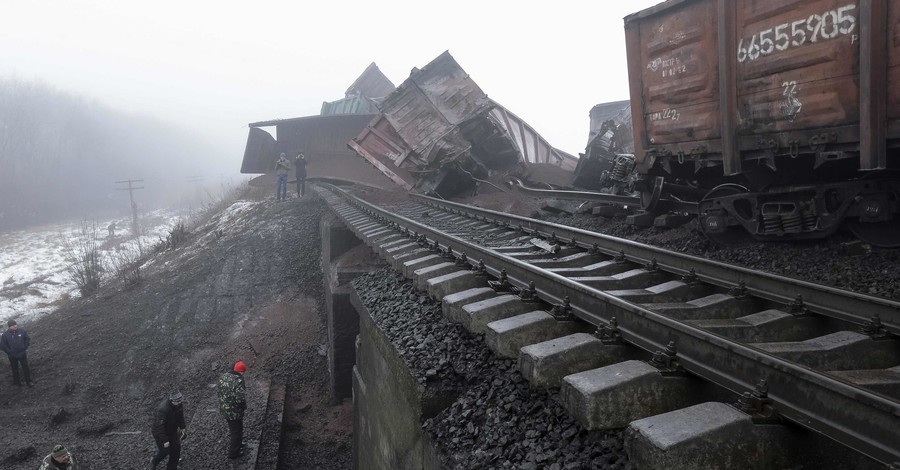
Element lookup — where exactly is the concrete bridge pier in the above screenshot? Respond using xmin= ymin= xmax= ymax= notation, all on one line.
xmin=322 ymin=216 xmax=385 ymax=402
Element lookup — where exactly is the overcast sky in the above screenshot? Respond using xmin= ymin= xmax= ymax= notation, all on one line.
xmin=0 ymin=0 xmax=661 ymax=172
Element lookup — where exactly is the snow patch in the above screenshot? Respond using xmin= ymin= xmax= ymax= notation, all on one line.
xmin=0 ymin=210 xmax=188 ymax=323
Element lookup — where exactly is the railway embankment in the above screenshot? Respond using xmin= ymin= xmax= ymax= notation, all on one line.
xmin=0 ymin=189 xmax=352 ymax=469
xmin=328 ymin=184 xmax=891 ymax=469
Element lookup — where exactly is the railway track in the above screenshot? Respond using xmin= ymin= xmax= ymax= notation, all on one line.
xmin=316 ymin=183 xmax=900 ymax=466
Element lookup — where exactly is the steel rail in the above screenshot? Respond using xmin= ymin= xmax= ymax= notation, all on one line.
xmin=319 ymin=184 xmax=900 ymax=464
xmin=410 ymin=193 xmax=900 ymax=336
xmin=507 ymin=178 xmax=700 ymax=213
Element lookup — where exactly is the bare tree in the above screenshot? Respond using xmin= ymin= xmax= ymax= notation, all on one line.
xmin=108 ymin=239 xmax=144 ymax=286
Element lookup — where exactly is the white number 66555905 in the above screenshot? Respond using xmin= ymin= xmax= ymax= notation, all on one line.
xmin=737 ymin=3 xmax=856 ymax=64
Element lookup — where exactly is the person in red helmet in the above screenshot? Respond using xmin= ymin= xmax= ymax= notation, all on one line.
xmin=217 ymin=361 xmax=247 ymax=459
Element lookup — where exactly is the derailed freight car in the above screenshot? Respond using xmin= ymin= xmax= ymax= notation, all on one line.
xmin=350 ymin=51 xmax=578 ymax=198
xmin=625 ymin=0 xmax=900 ymax=246
xmin=573 ymin=100 xmax=636 ymax=194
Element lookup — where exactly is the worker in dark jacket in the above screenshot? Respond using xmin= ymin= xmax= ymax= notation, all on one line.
xmin=217 ymin=361 xmax=247 ymax=459
xmin=294 ymin=152 xmax=308 ymax=197
xmin=0 ymin=319 xmax=32 ymax=387
xmin=150 ymin=391 xmax=187 ymax=470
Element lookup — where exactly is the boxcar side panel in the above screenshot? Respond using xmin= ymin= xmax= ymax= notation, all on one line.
xmin=740 ymin=76 xmax=859 ymax=135
xmin=639 ymin=0 xmax=721 ymax=145
xmin=412 ymin=52 xmax=490 ymax=126
xmin=627 ymin=0 xmax=899 ymax=176
xmin=380 ymin=85 xmax=452 ymax=156
xmin=735 ymin=0 xmax=861 ymax=139
xmin=354 ymin=115 xmax=410 ymax=165
xmin=888 ymin=2 xmax=900 ymax=127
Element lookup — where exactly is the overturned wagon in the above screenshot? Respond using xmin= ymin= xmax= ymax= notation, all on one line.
xmin=626 ymin=0 xmax=900 ymax=245
xmin=350 ymin=51 xmax=577 ymax=198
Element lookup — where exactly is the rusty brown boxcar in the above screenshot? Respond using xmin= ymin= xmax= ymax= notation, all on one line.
xmin=625 ymin=0 xmax=900 ymax=246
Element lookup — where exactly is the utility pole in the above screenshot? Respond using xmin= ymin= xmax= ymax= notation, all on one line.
xmin=185 ymin=175 xmax=204 ymax=211
xmin=115 ymin=179 xmax=144 ymax=236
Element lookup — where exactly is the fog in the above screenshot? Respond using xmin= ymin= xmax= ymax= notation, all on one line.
xmin=0 ymin=0 xmax=662 ymax=229
xmin=0 ymin=79 xmax=239 ymax=230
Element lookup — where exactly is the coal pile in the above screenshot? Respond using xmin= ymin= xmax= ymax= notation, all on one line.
xmin=425 ymin=367 xmax=629 ymax=470
xmin=353 ymin=269 xmax=631 ymax=469
xmin=353 ymin=269 xmax=493 ymax=389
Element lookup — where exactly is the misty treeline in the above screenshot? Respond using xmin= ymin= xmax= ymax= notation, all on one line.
xmin=0 ymin=78 xmax=229 ymax=231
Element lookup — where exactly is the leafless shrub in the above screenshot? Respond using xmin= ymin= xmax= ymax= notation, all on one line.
xmin=109 ymin=240 xmax=144 ymax=286
xmin=165 ymin=219 xmax=190 ymax=250
xmin=143 ymin=180 xmax=249 ymax=255
xmin=193 ymin=181 xmax=251 ymax=225
xmin=63 ymin=220 xmax=104 ymax=297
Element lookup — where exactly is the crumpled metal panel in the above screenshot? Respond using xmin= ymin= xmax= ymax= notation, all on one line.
xmin=322 ymin=63 xmax=395 ymax=116
xmin=575 ymin=101 xmax=636 ymax=191
xmin=320 ymin=95 xmax=378 ymax=116
xmin=489 ymin=103 xmax=579 ymax=171
xmin=379 ymin=51 xmax=493 ymax=156
xmin=349 ymin=51 xmax=578 ymax=196
xmin=349 ymin=114 xmax=417 ymax=189
xmin=345 ymin=62 xmax=396 ymax=100
xmin=588 ymin=100 xmax=632 ymax=145
xmin=586 ymin=102 xmax=634 ymax=154
xmin=354 ymin=115 xmax=410 ymax=165
xmin=409 ymin=51 xmax=492 ymax=125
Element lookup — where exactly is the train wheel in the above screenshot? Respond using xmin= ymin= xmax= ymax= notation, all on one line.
xmin=698 ymin=184 xmax=752 ymax=246
xmin=847 ymin=218 xmax=900 ymax=248
xmin=640 ymin=176 xmax=664 ymax=212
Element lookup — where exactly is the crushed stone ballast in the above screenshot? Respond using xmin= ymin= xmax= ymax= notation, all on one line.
xmin=315 ymin=183 xmax=900 ymax=466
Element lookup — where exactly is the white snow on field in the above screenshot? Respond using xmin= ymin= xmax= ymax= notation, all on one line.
xmin=0 ymin=208 xmax=189 ymax=323
xmin=214 ymin=200 xmax=258 ymax=229
xmin=157 ymin=199 xmax=264 ymax=257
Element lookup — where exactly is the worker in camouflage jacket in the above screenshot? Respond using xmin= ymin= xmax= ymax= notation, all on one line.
xmin=274 ymin=153 xmax=291 ymax=201
xmin=39 ymin=444 xmax=77 ymax=469
xmin=217 ymin=361 xmax=247 ymax=459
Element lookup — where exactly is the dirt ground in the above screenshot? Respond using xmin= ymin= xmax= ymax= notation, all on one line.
xmin=0 ymin=187 xmax=352 ymax=469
